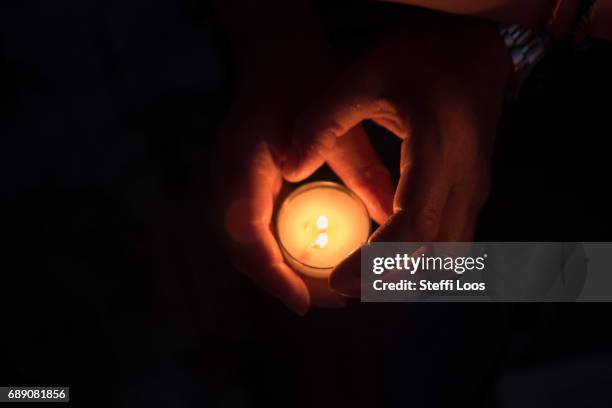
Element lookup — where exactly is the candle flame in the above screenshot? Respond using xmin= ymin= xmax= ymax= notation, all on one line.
xmin=315 ymin=232 xmax=329 ymax=248
xmin=316 ymin=215 xmax=328 ymax=230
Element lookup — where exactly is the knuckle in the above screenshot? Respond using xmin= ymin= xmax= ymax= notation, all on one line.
xmin=372 ymin=96 xmax=395 ymax=113
xmin=324 ymin=119 xmax=345 ymax=139
xmin=310 ymin=134 xmax=336 ymax=156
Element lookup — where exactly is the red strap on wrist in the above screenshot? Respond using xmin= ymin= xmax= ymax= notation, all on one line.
xmin=547 ymin=0 xmax=565 ymax=27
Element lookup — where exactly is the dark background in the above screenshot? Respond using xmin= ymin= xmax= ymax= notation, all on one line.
xmin=2 ymin=1 xmax=612 ymax=406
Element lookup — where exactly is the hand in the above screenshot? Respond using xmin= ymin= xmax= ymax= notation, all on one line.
xmin=215 ymin=35 xmax=394 ymax=315
xmin=283 ymin=14 xmax=512 ymax=296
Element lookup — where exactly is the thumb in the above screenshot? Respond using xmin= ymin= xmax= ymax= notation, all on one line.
xmin=281 ymin=84 xmax=382 ymax=182
xmin=325 ymin=126 xmax=394 ymax=225
xmin=281 ymin=94 xmax=395 ymax=223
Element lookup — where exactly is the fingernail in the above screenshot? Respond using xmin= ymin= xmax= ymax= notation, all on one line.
xmin=280 ymin=150 xmax=301 ymax=181
xmin=276 ymin=151 xmax=288 ymax=168
xmin=378 ymin=186 xmax=395 ymax=219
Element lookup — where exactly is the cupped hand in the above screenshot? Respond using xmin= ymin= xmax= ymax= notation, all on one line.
xmin=215 ymin=55 xmax=394 ymax=315
xmin=282 ymin=14 xmax=512 ymax=297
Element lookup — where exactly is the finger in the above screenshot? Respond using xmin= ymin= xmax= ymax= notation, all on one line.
xmin=225 ymin=142 xmax=310 ymax=315
xmin=230 ymin=226 xmax=311 ymax=316
xmin=326 ymin=126 xmax=394 ymax=224
xmin=329 ymin=136 xmax=451 ymax=296
xmin=329 ymin=249 xmax=361 ymax=298
xmin=282 ymin=72 xmax=409 ymax=182
xmin=429 ymin=184 xmax=484 ymax=277
xmin=437 ymin=168 xmax=491 ymax=242
xmin=282 ymin=93 xmax=378 ymax=182
xmin=328 ymin=236 xmax=427 ymax=297
xmin=371 ymin=137 xmax=451 ymax=243
xmin=436 ymin=184 xmax=482 ymax=242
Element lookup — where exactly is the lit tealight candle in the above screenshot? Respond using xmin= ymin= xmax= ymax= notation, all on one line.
xmin=276 ymin=181 xmax=371 ymax=279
